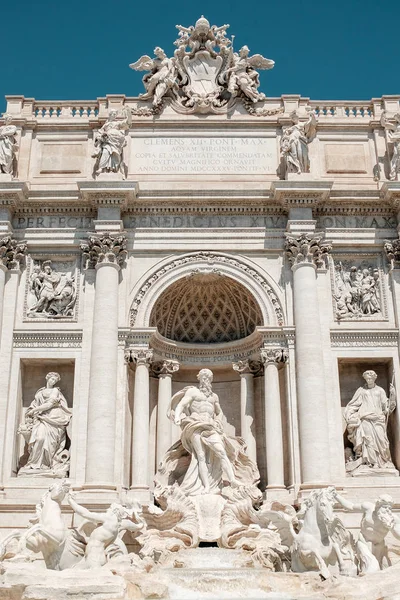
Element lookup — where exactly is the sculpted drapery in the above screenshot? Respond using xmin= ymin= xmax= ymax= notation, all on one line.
xmin=344 ymin=370 xmax=396 ymax=475
xmin=18 ymin=372 xmax=72 ymax=477
xmin=155 ymin=368 xmax=259 ymax=496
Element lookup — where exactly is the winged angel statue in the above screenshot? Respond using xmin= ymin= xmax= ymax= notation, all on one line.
xmin=129 ymin=16 xmax=277 ymax=115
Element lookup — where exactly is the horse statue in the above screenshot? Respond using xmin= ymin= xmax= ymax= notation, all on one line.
xmin=265 ymin=487 xmax=357 ymax=578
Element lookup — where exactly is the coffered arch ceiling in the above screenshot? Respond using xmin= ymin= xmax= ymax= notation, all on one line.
xmin=150 ymin=273 xmax=263 ymax=344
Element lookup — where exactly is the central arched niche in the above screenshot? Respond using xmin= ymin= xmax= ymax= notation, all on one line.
xmin=149 ymin=272 xmax=263 ymax=344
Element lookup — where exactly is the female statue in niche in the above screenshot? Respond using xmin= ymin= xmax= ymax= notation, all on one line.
xmin=344 ymin=370 xmax=397 ymax=477
xmin=18 ymin=372 xmax=72 ymax=478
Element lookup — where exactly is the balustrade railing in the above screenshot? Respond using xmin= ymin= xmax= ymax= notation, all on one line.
xmin=310 ymin=101 xmax=374 ymax=118
xmin=33 ymin=102 xmax=99 ymax=119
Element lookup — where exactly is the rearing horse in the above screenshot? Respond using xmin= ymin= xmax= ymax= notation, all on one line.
xmin=290 ymin=487 xmax=356 ymax=578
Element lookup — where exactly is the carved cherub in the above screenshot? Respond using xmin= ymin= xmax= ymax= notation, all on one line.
xmin=130 ymin=47 xmax=177 ymax=107
xmin=224 ymin=46 xmax=274 ymax=103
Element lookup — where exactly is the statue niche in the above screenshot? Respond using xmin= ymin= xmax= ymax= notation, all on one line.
xmin=17 ymin=372 xmax=72 ymax=478
xmin=343 ymin=369 xmax=398 ymax=477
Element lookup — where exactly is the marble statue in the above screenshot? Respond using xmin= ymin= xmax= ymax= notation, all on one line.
xmin=344 ymin=370 xmax=397 ymax=476
xmin=27 ymin=260 xmax=76 ymax=318
xmin=130 ymin=16 xmax=275 ymax=115
xmin=266 ymin=487 xmax=357 ymax=579
xmin=129 ymin=47 xmax=177 ymax=107
xmin=155 ymin=368 xmax=259 ymax=497
xmin=67 ymin=493 xmax=143 ymax=569
xmin=0 ymin=113 xmax=18 ymax=176
xmin=17 ymin=480 xmax=74 ymax=569
xmin=92 ymin=108 xmax=130 ymax=178
xmin=334 ymin=491 xmax=400 ymax=574
xmin=381 ymin=111 xmax=400 ymax=181
xmin=333 ymin=262 xmax=381 ymax=319
xmin=280 ymin=109 xmax=318 ymax=178
xmin=18 ymin=372 xmax=72 ymax=477
xmin=224 ymin=45 xmax=274 ymax=104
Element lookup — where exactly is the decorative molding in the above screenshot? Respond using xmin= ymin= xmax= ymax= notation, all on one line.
xmin=130 ymin=251 xmax=284 ymax=327
xmin=384 ymin=238 xmax=400 ymax=269
xmin=330 ymin=329 xmax=399 ymax=348
xmin=151 ymin=360 xmax=180 ymax=377
xmin=13 ymin=331 xmax=82 ymax=348
xmin=125 ymin=348 xmax=154 ymax=366
xmin=0 ymin=236 xmax=26 ymax=270
xmin=80 ymin=232 xmax=127 ymax=269
xmin=232 ymin=359 xmax=263 ymax=376
xmin=285 ymin=233 xmax=332 ymax=268
xmin=260 ymin=347 xmax=289 ymax=364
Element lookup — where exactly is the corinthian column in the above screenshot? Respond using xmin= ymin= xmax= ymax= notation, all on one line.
xmin=0 ymin=237 xmax=26 ymax=487
xmin=261 ymin=348 xmax=287 ymax=490
xmin=0 ymin=237 xmax=26 ymax=340
xmin=81 ymin=233 xmax=127 ymax=488
xmin=285 ymin=233 xmax=331 ymax=486
xmin=153 ymin=360 xmax=180 ymax=466
xmin=232 ymin=360 xmax=261 ymax=464
xmin=127 ymin=348 xmax=153 ymax=496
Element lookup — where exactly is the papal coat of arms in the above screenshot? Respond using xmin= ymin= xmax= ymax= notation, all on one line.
xmin=129 ymin=16 xmax=277 ymax=115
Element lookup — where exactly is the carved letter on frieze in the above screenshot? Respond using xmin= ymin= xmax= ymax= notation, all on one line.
xmin=384 ymin=239 xmax=400 ymax=270
xmin=0 ymin=236 xmax=26 ymax=270
xmin=80 ymin=233 xmax=127 ymax=269
xmin=284 ymin=233 xmax=331 ymax=269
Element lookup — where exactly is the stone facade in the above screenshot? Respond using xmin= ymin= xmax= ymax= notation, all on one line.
xmin=1 ymin=16 xmax=400 ymax=599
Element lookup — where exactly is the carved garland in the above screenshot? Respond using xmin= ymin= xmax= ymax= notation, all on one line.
xmin=130 ymin=252 xmax=284 ymax=327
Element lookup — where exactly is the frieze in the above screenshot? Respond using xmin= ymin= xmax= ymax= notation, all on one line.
xmin=317 ymin=215 xmax=397 ymax=229
xmin=130 ymin=252 xmax=284 ymax=327
xmin=13 ymin=331 xmax=82 ymax=348
xmin=123 ymin=214 xmax=287 ymax=229
xmin=13 ymin=216 xmax=94 ymax=230
xmin=330 ymin=330 xmax=399 ymax=347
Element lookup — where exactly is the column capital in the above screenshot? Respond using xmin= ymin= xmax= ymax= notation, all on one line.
xmin=0 ymin=236 xmax=27 ymax=271
xmin=152 ymin=360 xmax=180 ymax=377
xmin=232 ymin=359 xmax=263 ymax=376
xmin=261 ymin=347 xmax=289 ymax=365
xmin=284 ymin=233 xmax=331 ymax=270
xmin=80 ymin=232 xmax=127 ymax=269
xmin=125 ymin=348 xmax=153 ymax=366
xmin=384 ymin=238 xmax=400 ymax=270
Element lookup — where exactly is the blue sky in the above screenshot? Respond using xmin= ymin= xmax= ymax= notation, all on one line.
xmin=1 ymin=0 xmax=399 ymax=113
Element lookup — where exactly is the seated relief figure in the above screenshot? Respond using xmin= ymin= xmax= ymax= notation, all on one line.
xmin=344 ymin=370 xmax=397 ymax=477
xmin=18 ymin=372 xmax=72 ymax=478
xmin=155 ymin=368 xmax=259 ymax=497
xmin=28 ymin=261 xmax=76 ymax=318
